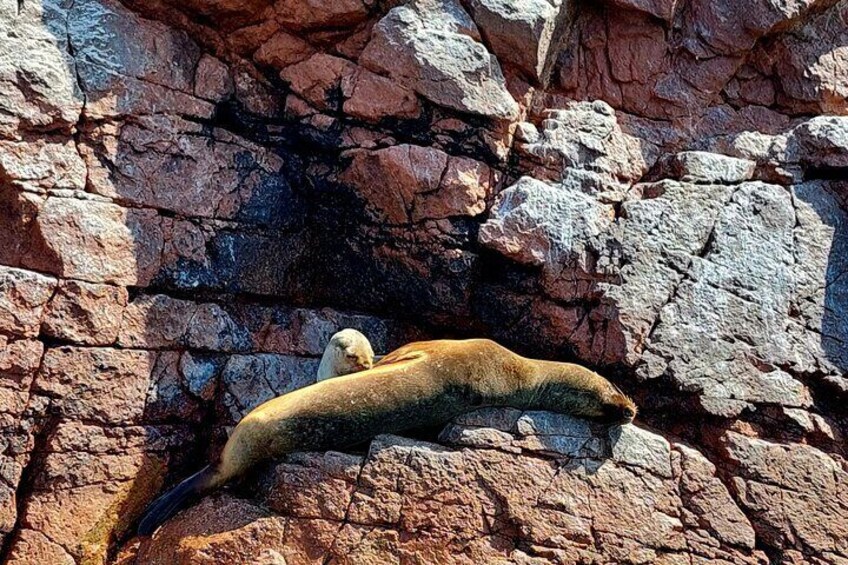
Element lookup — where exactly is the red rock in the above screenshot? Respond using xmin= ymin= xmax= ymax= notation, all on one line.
xmin=274 ymin=0 xmax=370 ymax=31
xmin=132 ymin=495 xmax=288 ymax=565
xmin=22 ymin=196 xmax=163 ymax=286
xmin=118 ymin=294 xmax=196 ymax=349
xmin=0 ymin=337 xmax=44 ymax=385
xmin=608 ymin=0 xmax=678 ymax=22
xmin=0 ymin=139 xmax=87 ymax=191
xmin=342 ymin=69 xmax=421 ymax=122
xmin=132 ymin=427 xmax=767 ymax=564
xmin=194 ymin=55 xmax=234 ymax=102
xmin=253 ymin=30 xmax=315 ymax=70
xmin=41 ymin=280 xmax=128 ymax=345
xmin=5 ymin=529 xmax=75 ymax=565
xmin=228 ymin=17 xmax=281 ymax=56
xmin=0 ymin=187 xmax=44 ymax=269
xmin=279 ymin=53 xmax=357 ymax=111
xmin=412 ymin=155 xmax=498 ymax=221
xmin=35 ymin=347 xmax=155 ymax=424
xmin=3 ymin=0 xmax=848 ymax=561
xmin=340 ymin=145 xmax=448 ymax=224
xmin=0 ymin=267 xmax=57 ymax=338
xmin=340 ymin=144 xmax=498 ymax=224
xmin=722 ymin=432 xmax=848 ymax=559
xmin=233 ymin=70 xmax=285 ymax=118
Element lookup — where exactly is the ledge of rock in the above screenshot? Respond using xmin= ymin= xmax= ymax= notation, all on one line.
xmin=1 ymin=0 xmax=846 ymax=563
xmin=118 ymin=410 xmax=766 ymax=565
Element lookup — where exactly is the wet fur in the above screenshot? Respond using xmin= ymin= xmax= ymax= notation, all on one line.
xmin=138 ymin=339 xmax=636 ymax=535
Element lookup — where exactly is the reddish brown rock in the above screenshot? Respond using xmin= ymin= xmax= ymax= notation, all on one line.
xmin=0 ymin=139 xmax=87 ymax=191
xmin=412 ymin=155 xmax=499 ymax=221
xmin=5 ymin=422 xmax=185 ymax=565
xmin=721 ymin=432 xmax=848 ymax=559
xmin=608 ymin=0 xmax=678 ymax=22
xmin=0 ymin=267 xmax=57 ymax=338
xmin=340 ymin=144 xmax=449 ymax=224
xmin=22 ymin=196 xmax=163 ymax=286
xmin=280 ymin=53 xmax=357 ymax=111
xmin=341 ymin=145 xmax=497 ymax=224
xmin=2 ymin=0 xmax=847 ymax=561
xmin=0 ymin=337 xmax=45 ymax=392
xmin=41 ymin=280 xmax=128 ymax=346
xmin=130 ymin=417 xmax=767 ymax=564
xmin=35 ymin=347 xmax=156 ymax=424
xmin=5 ymin=529 xmax=75 ymax=565
xmin=253 ymin=30 xmax=315 ymax=70
xmin=194 ymin=55 xmax=234 ymax=102
xmin=129 ymin=496 xmax=288 ymax=565
xmin=274 ymin=0 xmax=370 ymax=31
xmin=342 ymin=69 xmax=421 ymax=122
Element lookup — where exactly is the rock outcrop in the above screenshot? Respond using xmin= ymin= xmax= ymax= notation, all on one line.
xmin=0 ymin=0 xmax=846 ymax=563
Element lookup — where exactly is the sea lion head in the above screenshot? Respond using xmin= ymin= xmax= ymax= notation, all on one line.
xmin=326 ymin=328 xmax=375 ymax=376
xmin=539 ymin=364 xmax=637 ymax=426
xmin=599 ymin=386 xmax=637 ymax=425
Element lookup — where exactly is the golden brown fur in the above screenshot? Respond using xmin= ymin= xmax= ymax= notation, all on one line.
xmin=138 ymin=339 xmax=636 ymax=535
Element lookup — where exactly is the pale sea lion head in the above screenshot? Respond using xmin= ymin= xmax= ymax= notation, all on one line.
xmin=326 ymin=328 xmax=375 ymax=376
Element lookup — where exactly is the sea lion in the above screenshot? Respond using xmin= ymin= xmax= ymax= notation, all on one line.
xmin=138 ymin=338 xmax=636 ymax=535
xmin=316 ymin=329 xmax=375 ymax=382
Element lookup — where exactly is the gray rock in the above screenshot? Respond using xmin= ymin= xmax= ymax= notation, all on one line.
xmin=360 ymin=0 xmax=519 ymax=120
xmin=464 ymin=0 xmax=572 ymax=84
xmin=479 ymin=176 xmax=616 ymax=271
xmin=514 ymin=101 xmax=654 ymax=188
xmin=221 ymin=354 xmax=318 ymax=420
xmin=609 ymin=424 xmax=673 ymax=478
xmin=659 ymin=151 xmax=756 ymax=184
xmin=789 ymin=115 xmax=848 ymax=169
xmin=482 ymin=171 xmax=847 ymax=416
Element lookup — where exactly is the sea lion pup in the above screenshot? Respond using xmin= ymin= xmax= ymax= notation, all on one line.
xmin=137 ymin=338 xmax=636 ymax=535
xmin=316 ymin=329 xmax=375 ymax=382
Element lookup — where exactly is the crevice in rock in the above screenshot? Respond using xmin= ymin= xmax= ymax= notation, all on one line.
xmin=0 ymin=410 xmax=60 ymax=562
xmin=803 ymin=165 xmax=848 ymax=182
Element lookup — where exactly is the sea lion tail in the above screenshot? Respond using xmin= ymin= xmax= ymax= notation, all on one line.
xmin=137 ymin=465 xmax=218 ymax=536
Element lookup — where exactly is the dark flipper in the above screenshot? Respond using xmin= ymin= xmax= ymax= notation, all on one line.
xmin=137 ymin=465 xmax=217 ymax=536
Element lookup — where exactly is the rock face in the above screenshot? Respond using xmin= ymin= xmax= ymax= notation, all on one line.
xmin=121 ymin=412 xmax=768 ymax=565
xmin=1 ymin=0 xmax=846 ymax=563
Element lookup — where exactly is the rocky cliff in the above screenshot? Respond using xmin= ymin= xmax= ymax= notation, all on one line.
xmin=0 ymin=0 xmax=846 ymax=563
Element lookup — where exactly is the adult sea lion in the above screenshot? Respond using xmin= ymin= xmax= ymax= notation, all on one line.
xmin=316 ymin=328 xmax=375 ymax=381
xmin=138 ymin=338 xmax=636 ymax=535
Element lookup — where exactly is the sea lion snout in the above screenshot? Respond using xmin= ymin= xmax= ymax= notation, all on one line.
xmin=603 ymin=393 xmax=637 ymax=425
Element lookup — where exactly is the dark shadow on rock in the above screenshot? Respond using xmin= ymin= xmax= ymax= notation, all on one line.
xmin=795 ymin=181 xmax=848 ymax=380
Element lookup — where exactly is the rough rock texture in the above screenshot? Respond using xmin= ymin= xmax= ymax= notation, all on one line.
xmin=121 ymin=412 xmax=768 ymax=565
xmin=0 ymin=0 xmax=846 ymax=563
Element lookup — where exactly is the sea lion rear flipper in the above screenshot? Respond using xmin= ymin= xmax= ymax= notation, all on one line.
xmin=137 ymin=465 xmax=217 ymax=536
